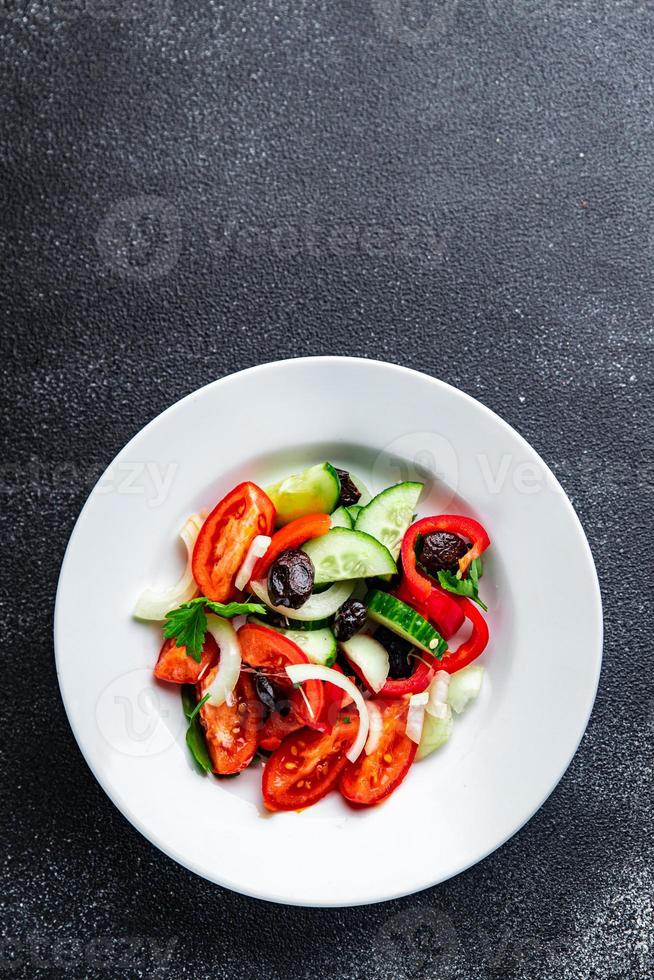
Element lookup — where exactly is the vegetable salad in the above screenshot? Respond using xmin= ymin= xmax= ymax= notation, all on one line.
xmin=134 ymin=462 xmax=491 ymax=811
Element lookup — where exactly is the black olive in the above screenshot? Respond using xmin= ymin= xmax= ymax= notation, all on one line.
xmin=334 ymin=467 xmax=361 ymax=507
xmin=268 ymin=548 xmax=314 ymax=609
xmin=418 ymin=532 xmax=470 ymax=575
xmin=254 ymin=674 xmax=277 ymax=712
xmin=374 ymin=626 xmax=414 ymax=679
xmin=334 ymin=599 xmax=367 ymax=641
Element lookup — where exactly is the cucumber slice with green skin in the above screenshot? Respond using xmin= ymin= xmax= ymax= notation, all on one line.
xmin=339 ymin=634 xmax=389 ymax=693
xmin=250 ymin=577 xmax=355 ymax=621
xmin=355 ymin=482 xmax=423 ymax=560
xmin=346 ymin=505 xmax=362 ymax=522
xmin=266 ymin=462 xmax=340 ymax=526
xmin=365 ymin=589 xmax=446 ymax=656
xmin=286 ymin=615 xmax=334 ymax=631
xmin=248 ymin=617 xmax=337 ymax=666
xmin=302 ymin=529 xmax=397 ymax=585
xmin=252 ymin=612 xmax=334 ymax=631
xmin=331 ymin=505 xmax=354 ymax=529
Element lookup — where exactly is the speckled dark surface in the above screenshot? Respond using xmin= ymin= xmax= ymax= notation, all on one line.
xmin=1 ymin=1 xmax=653 ymax=977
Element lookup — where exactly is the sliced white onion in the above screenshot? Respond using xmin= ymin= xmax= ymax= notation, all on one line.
xmin=448 ymin=664 xmax=484 ymax=715
xmin=365 ymin=701 xmax=384 ymax=755
xmin=285 ymin=663 xmax=368 ymax=763
xmin=204 ymin=615 xmax=241 ymax=707
xmin=250 ymin=578 xmax=356 ymax=621
xmin=234 ymin=535 xmax=271 ymax=592
xmin=406 ymin=692 xmax=429 ymax=744
xmin=133 ymin=514 xmax=203 ymax=621
xmin=426 ymin=670 xmax=451 ymax=720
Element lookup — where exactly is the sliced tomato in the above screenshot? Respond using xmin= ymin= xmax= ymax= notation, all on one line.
xmin=262 ymin=714 xmax=359 ymax=811
xmin=319 ymin=663 xmax=351 ymax=731
xmin=196 ymin=670 xmax=262 ymax=775
xmin=154 ymin=634 xmax=218 ymax=685
xmin=238 ymin=624 xmax=325 ymax=729
xmin=192 ymin=482 xmax=275 ymax=602
xmin=340 ymin=699 xmax=416 ymax=807
xmin=258 ymin=703 xmax=305 ymax=752
xmin=250 ymin=512 xmax=331 ymax=584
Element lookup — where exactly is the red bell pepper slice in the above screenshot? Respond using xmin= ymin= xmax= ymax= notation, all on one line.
xmin=378 ymin=651 xmax=437 ymax=698
xmin=394 ymin=577 xmax=464 ymax=640
xmin=438 ymin=597 xmax=489 ymax=673
xmin=250 ymin=512 xmax=332 ymax=584
xmin=401 ymin=515 xmax=491 ymax=602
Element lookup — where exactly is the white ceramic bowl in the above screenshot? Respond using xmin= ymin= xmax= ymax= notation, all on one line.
xmin=54 ymin=357 xmax=602 ymax=906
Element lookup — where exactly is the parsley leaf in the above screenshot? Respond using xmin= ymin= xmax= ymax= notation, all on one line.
xmin=469 ymin=557 xmax=483 ymax=587
xmin=163 ymin=602 xmax=207 ymax=662
xmin=186 ymin=717 xmax=212 ymax=773
xmin=180 ymin=687 xmax=212 ymax=773
xmin=181 ymin=684 xmax=197 ymax=719
xmin=437 ymin=566 xmax=488 ymax=612
xmin=188 ymin=692 xmax=211 ymax=723
xmin=163 ymin=597 xmax=266 ymax=663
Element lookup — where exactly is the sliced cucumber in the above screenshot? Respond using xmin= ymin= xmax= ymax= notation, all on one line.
xmin=339 ymin=634 xmax=389 ymax=693
xmin=302 ymin=529 xmax=397 ymax=585
xmin=331 ymin=505 xmax=354 ymax=529
xmin=366 ymin=590 xmax=446 ymax=656
xmin=248 ymin=617 xmax=337 ymax=666
xmin=448 ymin=664 xmax=484 ymax=714
xmin=250 ymin=578 xmax=355 ymax=622
xmin=266 ymin=462 xmax=340 ymax=526
xmin=255 ymin=612 xmax=333 ymax=631
xmin=346 ymin=505 xmax=362 ymax=522
xmin=287 ymin=615 xmax=334 ymax=631
xmin=355 ymin=481 xmax=423 ymax=560
xmin=417 ymin=707 xmax=453 ymax=759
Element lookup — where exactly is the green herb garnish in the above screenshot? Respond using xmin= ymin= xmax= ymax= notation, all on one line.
xmin=186 ymin=717 xmax=212 ymax=773
xmin=181 ymin=684 xmax=197 ymax=719
xmin=181 ymin=687 xmax=212 ymax=773
xmin=188 ymin=692 xmax=211 ymax=723
xmin=437 ymin=558 xmax=488 ymax=612
xmin=163 ymin=597 xmax=266 ymax=662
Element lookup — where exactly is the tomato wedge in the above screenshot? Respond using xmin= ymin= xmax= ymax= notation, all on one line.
xmin=192 ymin=482 xmax=275 ymax=602
xmin=319 ymin=663 xmax=352 ymax=731
xmin=238 ymin=624 xmax=325 ymax=729
xmin=196 ymin=670 xmax=262 ymax=775
xmin=250 ymin=512 xmax=331 ymax=584
xmin=340 ymin=699 xmax=416 ymax=806
xmin=262 ymin=714 xmax=359 ymax=811
xmin=259 ymin=703 xmax=305 ymax=752
xmin=154 ymin=634 xmax=218 ymax=685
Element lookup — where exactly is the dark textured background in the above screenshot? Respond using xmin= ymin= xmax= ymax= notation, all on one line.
xmin=1 ymin=1 xmax=653 ymax=977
